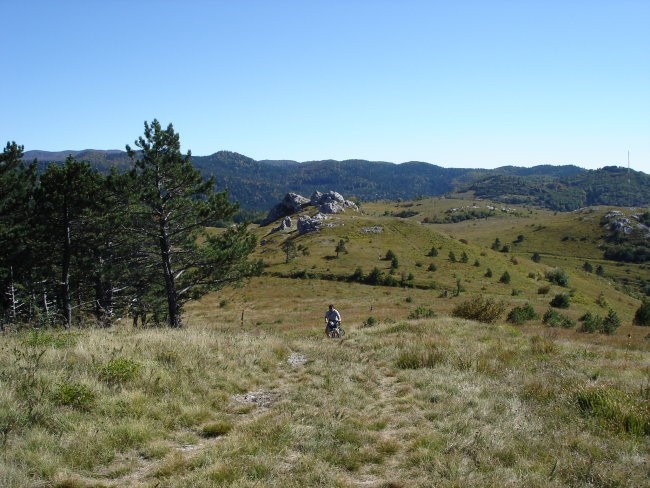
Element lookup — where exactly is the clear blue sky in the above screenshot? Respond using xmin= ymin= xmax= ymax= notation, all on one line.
xmin=2 ymin=0 xmax=648 ymax=171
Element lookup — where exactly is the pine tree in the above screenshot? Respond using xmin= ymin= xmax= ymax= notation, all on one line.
xmin=126 ymin=120 xmax=258 ymax=328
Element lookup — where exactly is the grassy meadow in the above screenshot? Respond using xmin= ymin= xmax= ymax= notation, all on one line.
xmin=1 ymin=196 xmax=649 ymax=487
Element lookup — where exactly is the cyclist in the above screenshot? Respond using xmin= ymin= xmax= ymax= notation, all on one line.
xmin=324 ymin=304 xmax=341 ymax=336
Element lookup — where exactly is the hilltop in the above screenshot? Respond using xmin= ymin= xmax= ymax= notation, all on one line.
xmin=1 ymin=193 xmax=648 ymax=487
xmin=23 ymin=149 xmax=650 ymax=212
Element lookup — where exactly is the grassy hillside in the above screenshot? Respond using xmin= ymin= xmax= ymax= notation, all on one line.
xmin=1 ymin=196 xmax=649 ymax=487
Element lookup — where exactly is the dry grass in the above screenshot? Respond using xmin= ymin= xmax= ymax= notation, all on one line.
xmin=1 ymin=198 xmax=649 ymax=487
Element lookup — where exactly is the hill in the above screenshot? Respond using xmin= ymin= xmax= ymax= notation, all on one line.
xmin=23 ymin=149 xmax=649 ymax=212
xmin=1 ymin=195 xmax=648 ymax=487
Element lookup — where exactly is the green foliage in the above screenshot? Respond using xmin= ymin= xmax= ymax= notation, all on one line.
xmin=427 ymin=263 xmax=437 ymax=272
xmin=537 ymin=284 xmax=551 ymax=295
xmin=448 ymin=251 xmax=456 ymax=263
xmin=575 ymin=386 xmax=650 ymax=436
xmin=545 ymin=268 xmax=569 ymax=287
xmin=596 ymin=264 xmax=605 ymax=276
xmin=201 ymin=420 xmax=233 ymax=438
xmin=362 ymin=316 xmax=377 ymax=327
xmin=579 ymin=311 xmax=604 ymax=333
xmin=395 ymin=344 xmax=444 ymax=369
xmin=126 ymin=119 xmax=258 ymax=327
xmin=499 ymin=271 xmax=511 ymax=284
xmin=408 ymin=305 xmax=436 ymax=320
xmin=460 ymin=251 xmax=468 ymax=263
xmin=550 ymin=293 xmax=570 ymax=308
xmin=507 ymin=303 xmax=538 ymax=324
xmin=633 ymin=299 xmax=650 ymax=326
xmin=426 ymin=246 xmax=438 ymax=257
xmin=602 ymin=309 xmax=621 ymax=335
xmin=484 ymin=268 xmax=493 ymax=278
xmin=385 ymin=249 xmax=396 ymax=261
xmin=583 ymin=261 xmax=593 ymax=273
xmin=452 ymin=296 xmax=505 ymax=323
xmin=54 ymin=381 xmax=96 ymax=411
xmin=98 ymin=357 xmax=140 ymax=386
xmin=543 ymin=308 xmax=575 ymax=328
xmin=335 ymin=239 xmax=347 ymax=257
xmin=390 ymin=256 xmax=399 ymax=269
xmin=579 ymin=309 xmax=621 ymax=335
xmin=531 ymin=252 xmax=541 ymax=262
xmin=282 ymin=240 xmax=297 ymax=263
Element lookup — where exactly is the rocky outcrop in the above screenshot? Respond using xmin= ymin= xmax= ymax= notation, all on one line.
xmin=297 ymin=215 xmax=323 ymax=234
xmin=270 ymin=216 xmax=292 ymax=233
xmin=262 ymin=190 xmax=358 ymax=226
xmin=262 ymin=193 xmax=310 ymax=225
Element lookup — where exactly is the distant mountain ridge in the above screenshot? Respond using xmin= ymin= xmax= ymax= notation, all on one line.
xmin=22 ymin=149 xmax=649 ymax=212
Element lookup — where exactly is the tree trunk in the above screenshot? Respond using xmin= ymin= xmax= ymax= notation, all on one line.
xmin=61 ymin=206 xmax=72 ymax=328
xmin=159 ymin=223 xmax=181 ymax=328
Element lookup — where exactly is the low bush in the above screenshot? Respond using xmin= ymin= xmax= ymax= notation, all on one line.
xmin=499 ymin=271 xmax=511 ymax=284
xmin=452 ymin=296 xmax=505 ymax=323
xmin=54 ymin=381 xmax=96 ymax=411
xmin=602 ymin=309 xmax=621 ymax=335
xmin=578 ymin=309 xmax=620 ymax=334
xmin=543 ymin=308 xmax=575 ymax=328
xmin=408 ymin=305 xmax=436 ymax=320
xmin=362 ymin=316 xmax=377 ymax=327
xmin=98 ymin=357 xmax=141 ymax=386
xmin=633 ymin=299 xmax=650 ymax=326
xmin=550 ymin=293 xmax=570 ymax=308
xmin=579 ymin=311 xmax=603 ymax=333
xmin=545 ymin=268 xmax=569 ymax=287
xmin=537 ymin=285 xmax=550 ymax=295
xmin=507 ymin=303 xmax=538 ymax=324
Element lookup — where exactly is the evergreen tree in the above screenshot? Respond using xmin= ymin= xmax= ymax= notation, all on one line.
xmin=126 ymin=120 xmax=258 ymax=328
xmin=35 ymin=157 xmax=104 ymax=327
xmin=0 ymin=142 xmax=37 ymax=322
xmin=335 ymin=239 xmax=347 ymax=258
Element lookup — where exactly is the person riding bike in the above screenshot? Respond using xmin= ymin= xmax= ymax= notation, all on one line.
xmin=324 ymin=304 xmax=341 ymax=336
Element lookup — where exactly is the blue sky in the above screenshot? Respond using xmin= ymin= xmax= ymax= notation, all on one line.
xmin=2 ymin=0 xmax=648 ymax=171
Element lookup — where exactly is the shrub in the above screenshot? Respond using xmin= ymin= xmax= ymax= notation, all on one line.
xmin=602 ymin=309 xmax=621 ymax=335
xmin=485 ymin=268 xmax=493 ymax=278
xmin=499 ymin=271 xmax=511 ymax=284
xmin=531 ymin=252 xmax=541 ymax=262
xmin=427 ymin=246 xmax=438 ymax=257
xmin=99 ymin=357 xmax=141 ymax=386
xmin=54 ymin=381 xmax=96 ymax=411
xmin=633 ymin=299 xmax=650 ymax=326
xmin=473 ymin=259 xmax=480 ymax=267
xmin=362 ymin=316 xmax=377 ymax=327
xmin=448 ymin=251 xmax=456 ymax=263
xmin=452 ymin=296 xmax=505 ymax=323
xmin=543 ymin=308 xmax=575 ymax=328
xmin=579 ymin=311 xmax=603 ymax=333
xmin=537 ymin=284 xmax=551 ymax=295
xmin=550 ymin=293 xmax=570 ymax=308
xmin=507 ymin=303 xmax=538 ymax=324
xmin=408 ymin=305 xmax=436 ymax=320
xmin=365 ymin=267 xmax=384 ymax=285
xmin=349 ymin=267 xmax=364 ymax=282
xmin=545 ymin=268 xmax=569 ymax=287
xmin=427 ymin=263 xmax=437 ymax=272
xmin=460 ymin=251 xmax=468 ymax=263
xmin=583 ymin=261 xmax=593 ymax=273
xmin=385 ymin=249 xmax=396 ymax=261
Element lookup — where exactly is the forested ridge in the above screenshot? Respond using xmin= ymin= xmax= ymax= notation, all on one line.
xmin=25 ymin=149 xmax=649 ymax=212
